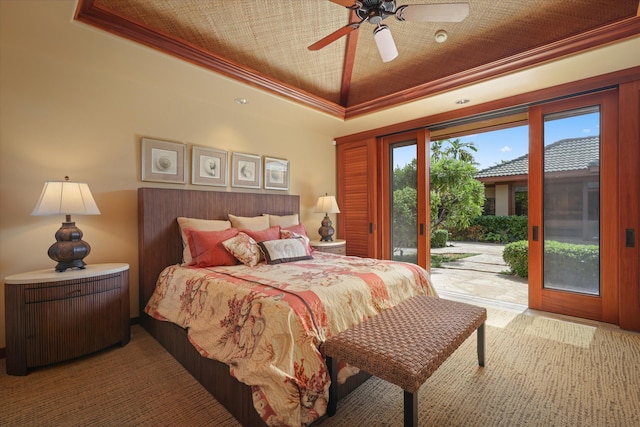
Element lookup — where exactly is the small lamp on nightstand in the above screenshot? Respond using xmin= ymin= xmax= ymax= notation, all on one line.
xmin=314 ymin=194 xmax=340 ymax=242
xmin=31 ymin=176 xmax=101 ymax=272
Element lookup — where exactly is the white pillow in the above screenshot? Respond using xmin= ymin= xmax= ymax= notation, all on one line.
xmin=228 ymin=214 xmax=269 ymax=231
xmin=177 ymin=217 xmax=231 ymax=265
xmin=265 ymin=213 xmax=300 ymax=228
xmin=257 ymin=239 xmax=313 ymax=265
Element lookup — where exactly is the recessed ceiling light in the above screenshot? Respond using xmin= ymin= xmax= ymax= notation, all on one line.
xmin=434 ymin=30 xmax=448 ymax=43
xmin=455 ymin=99 xmax=470 ymax=105
xmin=234 ymin=98 xmax=248 ymax=105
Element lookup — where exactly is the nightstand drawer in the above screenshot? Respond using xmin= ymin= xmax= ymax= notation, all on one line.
xmin=310 ymin=239 xmax=346 ymax=254
xmin=24 ymin=274 xmax=121 ymax=303
xmin=319 ymin=245 xmax=346 ymax=255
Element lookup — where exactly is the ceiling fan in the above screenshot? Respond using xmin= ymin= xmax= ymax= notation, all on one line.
xmin=308 ymin=0 xmax=470 ymax=62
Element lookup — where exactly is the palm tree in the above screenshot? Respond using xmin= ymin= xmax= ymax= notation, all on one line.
xmin=445 ymin=138 xmax=478 ymax=163
xmin=430 ymin=140 xmax=445 ymax=161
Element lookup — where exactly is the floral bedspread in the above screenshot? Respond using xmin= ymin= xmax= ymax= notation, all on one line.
xmin=145 ymin=252 xmax=437 ymax=426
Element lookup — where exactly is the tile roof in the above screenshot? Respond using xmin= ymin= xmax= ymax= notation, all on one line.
xmin=475 ymin=136 xmax=599 ymax=179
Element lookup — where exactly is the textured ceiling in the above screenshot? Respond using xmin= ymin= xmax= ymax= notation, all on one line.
xmin=76 ymin=0 xmax=639 ymax=118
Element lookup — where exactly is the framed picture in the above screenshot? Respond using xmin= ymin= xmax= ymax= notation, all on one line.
xmin=264 ymin=157 xmax=289 ymax=190
xmin=231 ymin=152 xmax=261 ymax=189
xmin=191 ymin=146 xmax=228 ymax=187
xmin=141 ymin=137 xmax=187 ymax=184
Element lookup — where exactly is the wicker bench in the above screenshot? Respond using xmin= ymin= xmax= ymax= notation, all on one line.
xmin=322 ymin=295 xmax=487 ymax=427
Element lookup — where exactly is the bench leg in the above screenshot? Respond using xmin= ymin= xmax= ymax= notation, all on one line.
xmin=477 ymin=322 xmax=485 ymax=367
xmin=404 ymin=390 xmax=417 ymax=427
xmin=326 ymin=356 xmax=338 ymax=417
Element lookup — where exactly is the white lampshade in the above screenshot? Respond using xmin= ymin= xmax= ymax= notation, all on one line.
xmin=32 ymin=180 xmax=101 ymax=216
xmin=315 ymin=195 xmax=340 ymax=214
xmin=373 ymin=25 xmax=398 ymax=63
xmin=32 ymin=178 xmax=101 ymax=272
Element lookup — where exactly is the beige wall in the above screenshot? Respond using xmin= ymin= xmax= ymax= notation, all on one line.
xmin=0 ymin=2 xmax=349 ymax=348
xmin=495 ymin=185 xmax=510 ymax=216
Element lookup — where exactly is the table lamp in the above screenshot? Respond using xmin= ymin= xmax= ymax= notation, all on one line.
xmin=314 ymin=194 xmax=340 ymax=242
xmin=31 ymin=176 xmax=101 ymax=272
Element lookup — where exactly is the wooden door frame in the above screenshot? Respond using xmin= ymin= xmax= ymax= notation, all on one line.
xmin=528 ymin=89 xmax=619 ymax=323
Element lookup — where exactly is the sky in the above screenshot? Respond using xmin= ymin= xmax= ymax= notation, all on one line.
xmin=393 ymin=112 xmax=600 ymax=170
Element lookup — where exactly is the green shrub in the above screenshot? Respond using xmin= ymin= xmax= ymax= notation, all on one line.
xmin=431 ymin=229 xmax=449 ymax=248
xmin=543 ymin=240 xmax=599 ymax=289
xmin=503 ymin=239 xmax=600 ymax=283
xmin=450 ymin=215 xmax=527 ymax=243
xmin=503 ymin=240 xmax=529 ymax=277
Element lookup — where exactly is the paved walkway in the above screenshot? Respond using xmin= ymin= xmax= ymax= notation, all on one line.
xmin=430 ymin=241 xmax=528 ymax=308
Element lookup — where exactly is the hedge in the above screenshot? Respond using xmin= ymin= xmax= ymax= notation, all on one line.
xmin=503 ymin=239 xmax=599 ymax=289
xmin=449 ymin=215 xmax=527 ymax=243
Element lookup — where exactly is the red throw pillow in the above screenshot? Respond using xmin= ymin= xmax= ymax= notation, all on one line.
xmin=241 ymin=225 xmax=281 ymax=243
xmin=282 ymin=223 xmax=308 ymax=237
xmin=184 ymin=227 xmax=240 ymax=267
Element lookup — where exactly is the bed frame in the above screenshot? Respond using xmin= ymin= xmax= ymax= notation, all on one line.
xmin=137 ymin=187 xmax=369 ymax=426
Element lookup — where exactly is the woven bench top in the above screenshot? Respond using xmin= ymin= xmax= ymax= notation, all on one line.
xmin=322 ymin=295 xmax=487 ymax=393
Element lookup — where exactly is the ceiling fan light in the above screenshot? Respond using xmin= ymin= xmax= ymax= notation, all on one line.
xmin=373 ymin=25 xmax=398 ymax=62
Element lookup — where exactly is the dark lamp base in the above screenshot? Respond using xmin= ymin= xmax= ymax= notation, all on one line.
xmin=48 ymin=221 xmax=91 ymax=272
xmin=318 ymin=214 xmax=335 ymax=242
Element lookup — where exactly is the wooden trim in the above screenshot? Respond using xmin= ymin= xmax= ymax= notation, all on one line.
xmin=340 ymin=10 xmax=359 ymax=106
xmin=618 ymin=80 xmax=640 ymax=331
xmin=344 ymin=17 xmax=640 ymax=119
xmin=74 ymin=0 xmax=345 ymax=118
xmin=379 ymin=136 xmax=393 ymax=260
xmin=527 ymin=104 xmax=544 ymax=310
xmin=416 ymin=129 xmax=431 ymax=271
xmin=600 ymin=89 xmax=620 ymax=324
xmin=335 ymin=66 xmax=640 ymax=144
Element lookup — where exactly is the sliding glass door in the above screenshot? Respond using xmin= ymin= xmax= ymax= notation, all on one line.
xmin=528 ymin=90 xmax=619 ymax=322
xmin=391 ymin=143 xmax=418 ymax=263
xmin=382 ymin=130 xmax=430 ymax=269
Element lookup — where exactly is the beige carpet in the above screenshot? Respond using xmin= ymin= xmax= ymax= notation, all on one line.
xmin=1 ymin=306 xmax=639 ymax=427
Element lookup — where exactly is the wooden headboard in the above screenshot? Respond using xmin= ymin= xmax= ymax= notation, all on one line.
xmin=137 ymin=187 xmax=300 ymax=312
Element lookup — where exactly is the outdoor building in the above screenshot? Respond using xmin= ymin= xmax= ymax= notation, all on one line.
xmin=476 ymin=136 xmax=600 ymax=242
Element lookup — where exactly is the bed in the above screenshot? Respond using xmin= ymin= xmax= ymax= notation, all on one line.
xmin=138 ymin=187 xmax=436 ymax=426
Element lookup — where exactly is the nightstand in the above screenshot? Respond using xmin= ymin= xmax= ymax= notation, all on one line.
xmin=4 ymin=263 xmax=130 ymax=375
xmin=310 ymin=239 xmax=346 ymax=255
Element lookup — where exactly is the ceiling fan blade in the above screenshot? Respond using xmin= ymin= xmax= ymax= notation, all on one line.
xmin=308 ymin=24 xmax=359 ymax=51
xmin=395 ymin=3 xmax=470 ymax=22
xmin=329 ymin=0 xmax=359 ymax=7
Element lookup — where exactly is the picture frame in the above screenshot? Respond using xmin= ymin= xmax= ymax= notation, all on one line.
xmin=141 ymin=137 xmax=187 ymax=184
xmin=264 ymin=157 xmax=289 ymax=190
xmin=191 ymin=146 xmax=228 ymax=187
xmin=231 ymin=152 xmax=261 ymax=189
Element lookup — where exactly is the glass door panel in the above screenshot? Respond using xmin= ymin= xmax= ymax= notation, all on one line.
xmin=391 ymin=143 xmax=418 ymax=263
xmin=529 ymin=89 xmax=618 ymax=323
xmin=543 ymin=107 xmax=600 ymax=295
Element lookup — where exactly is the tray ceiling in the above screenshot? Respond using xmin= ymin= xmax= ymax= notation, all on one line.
xmin=75 ymin=0 xmax=640 ymax=119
